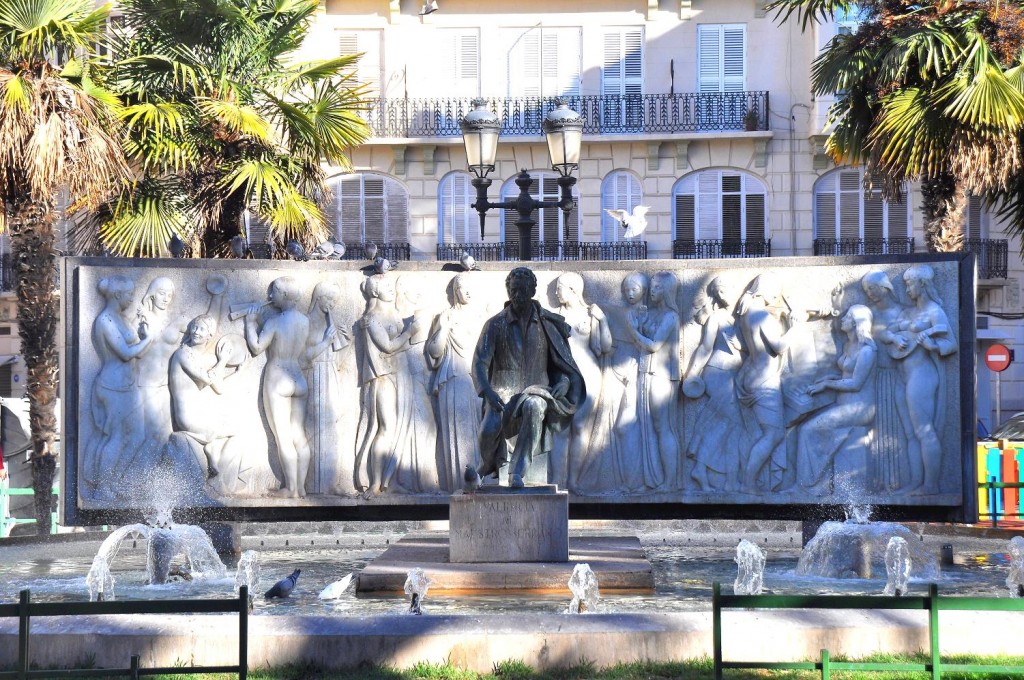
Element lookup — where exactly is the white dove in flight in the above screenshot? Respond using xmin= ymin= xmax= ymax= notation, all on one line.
xmin=605 ymin=205 xmax=650 ymax=238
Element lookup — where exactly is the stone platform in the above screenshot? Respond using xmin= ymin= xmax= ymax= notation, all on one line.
xmin=356 ymin=533 xmax=655 ymax=594
xmin=449 ymin=486 xmax=568 ymax=563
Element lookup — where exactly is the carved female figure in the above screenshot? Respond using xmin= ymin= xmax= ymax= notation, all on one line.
xmin=353 ymin=275 xmax=418 ymax=496
xmin=606 ymin=271 xmax=648 ymax=492
xmin=796 ymin=305 xmax=877 ymax=492
xmin=684 ymin=276 xmax=749 ymax=491
xmin=626 ymin=271 xmax=681 ymax=490
xmin=136 ymin=277 xmax=187 ymax=464
xmin=735 ymin=273 xmax=804 ymax=491
xmin=85 ymin=275 xmax=154 ymax=501
xmin=244 ymin=276 xmax=313 ymax=498
xmin=304 ymin=281 xmax=351 ymax=495
xmin=554 ymin=272 xmax=613 ymax=492
xmin=891 ymin=264 xmax=957 ymax=495
xmin=426 ymin=273 xmax=483 ymax=492
xmin=860 ymin=271 xmax=910 ymax=491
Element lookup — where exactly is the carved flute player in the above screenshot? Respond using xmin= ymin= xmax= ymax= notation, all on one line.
xmin=473 ymin=267 xmax=586 ymax=488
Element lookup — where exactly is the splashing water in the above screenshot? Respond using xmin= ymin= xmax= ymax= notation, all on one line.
xmin=1007 ymin=536 xmax=1024 ymax=598
xmin=404 ymin=568 xmax=431 ymax=615
xmin=84 ymin=523 xmax=228 ymax=601
xmin=567 ymin=563 xmax=601 ymax=613
xmin=734 ymin=539 xmax=766 ymax=595
xmin=845 ymin=504 xmax=872 ymax=524
xmin=798 ymin=519 xmax=939 ymax=580
xmin=234 ymin=550 xmax=261 ymax=597
xmin=319 ymin=573 xmax=355 ymax=600
xmin=883 ymin=536 xmax=911 ymax=596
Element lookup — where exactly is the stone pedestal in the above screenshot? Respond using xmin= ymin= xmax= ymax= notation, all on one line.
xmin=449 ymin=486 xmax=568 ymax=563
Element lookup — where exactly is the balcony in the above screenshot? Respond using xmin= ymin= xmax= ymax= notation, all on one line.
xmin=672 ymin=239 xmax=772 ymax=259
xmin=438 ymin=240 xmax=648 ymax=262
xmin=364 ymin=92 xmax=770 ymax=140
xmin=963 ymin=238 xmax=1008 ymax=280
xmin=813 ymin=238 xmax=916 ymax=256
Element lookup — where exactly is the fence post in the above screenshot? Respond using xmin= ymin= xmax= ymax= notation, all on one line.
xmin=820 ymin=648 xmax=831 ymax=680
xmin=129 ymin=654 xmax=140 ymax=680
xmin=239 ymin=585 xmax=249 ymax=680
xmin=18 ymin=589 xmax=30 ymax=680
xmin=712 ymin=581 xmax=722 ymax=680
xmin=929 ymin=583 xmax=940 ymax=680
xmin=990 ymin=477 xmax=998 ymax=528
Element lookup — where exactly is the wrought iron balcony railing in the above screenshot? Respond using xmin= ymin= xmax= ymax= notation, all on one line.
xmin=438 ymin=240 xmax=648 ymax=262
xmin=813 ymin=238 xmax=916 ymax=256
xmin=672 ymin=239 xmax=772 ymax=260
xmin=963 ymin=238 xmax=1008 ymax=279
xmin=364 ymin=92 xmax=770 ymax=139
xmin=339 ymin=242 xmax=412 ymax=261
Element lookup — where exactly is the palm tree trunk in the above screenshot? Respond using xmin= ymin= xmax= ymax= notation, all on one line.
xmin=920 ymin=173 xmax=966 ymax=253
xmin=9 ymin=199 xmax=59 ymax=536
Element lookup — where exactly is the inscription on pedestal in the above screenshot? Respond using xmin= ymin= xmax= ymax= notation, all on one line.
xmin=449 ymin=490 xmax=569 ymax=563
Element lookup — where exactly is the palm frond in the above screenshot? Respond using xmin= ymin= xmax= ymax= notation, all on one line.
xmin=197 ymin=96 xmax=273 ymax=142
xmin=766 ymin=0 xmax=858 ymax=31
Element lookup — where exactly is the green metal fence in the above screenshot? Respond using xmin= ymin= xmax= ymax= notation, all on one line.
xmin=712 ymin=582 xmax=1024 ymax=680
xmin=979 ymin=479 xmax=1024 ymax=528
xmin=0 ymin=482 xmax=58 ymax=537
xmin=0 ymin=587 xmax=249 ymax=679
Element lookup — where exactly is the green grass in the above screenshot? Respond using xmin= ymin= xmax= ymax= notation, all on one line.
xmin=125 ymin=654 xmax=1024 ymax=680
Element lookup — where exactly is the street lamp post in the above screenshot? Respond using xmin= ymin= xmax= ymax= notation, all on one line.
xmin=460 ymin=98 xmax=583 ymax=261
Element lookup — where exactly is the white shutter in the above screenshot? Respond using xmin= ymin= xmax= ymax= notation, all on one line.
xmin=697 ymin=171 xmax=720 ymax=240
xmin=364 ymin=177 xmax=386 ymax=243
xmin=887 ymin=194 xmax=909 ymax=240
xmin=623 ymin=29 xmax=643 ymax=96
xmin=601 ymin=31 xmax=623 ymax=96
xmin=338 ymin=30 xmax=382 ymax=97
xmin=507 ymin=28 xmax=541 ymax=97
xmin=543 ymin=27 xmax=581 ymax=98
xmin=338 ymin=176 xmax=364 ymax=243
xmin=722 ymin=26 xmax=746 ymax=92
xmin=440 ymin=173 xmax=474 ymax=244
xmin=384 ymin=178 xmax=409 ymax=242
xmin=814 ymin=189 xmax=837 ymax=239
xmin=745 ymin=193 xmax=766 ymax=241
xmin=602 ymin=28 xmax=643 ymax=97
xmin=838 ymin=170 xmax=861 ymax=239
xmin=966 ymin=195 xmax=985 ymax=239
xmin=440 ymin=29 xmax=480 ymax=98
xmin=675 ymin=195 xmax=696 ymax=240
xmin=601 ymin=172 xmax=642 ymax=241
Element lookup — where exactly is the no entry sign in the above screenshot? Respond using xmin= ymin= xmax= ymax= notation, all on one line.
xmin=985 ymin=343 xmax=1013 ymax=372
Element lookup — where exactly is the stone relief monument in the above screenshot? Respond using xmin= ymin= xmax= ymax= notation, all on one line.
xmin=61 ymin=256 xmax=973 ymax=522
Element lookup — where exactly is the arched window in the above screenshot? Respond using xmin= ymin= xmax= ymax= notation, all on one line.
xmin=813 ymin=167 xmax=910 ymax=253
xmin=327 ymin=173 xmax=409 ymax=244
xmin=672 ymin=169 xmax=767 ymax=244
xmin=601 ymin=171 xmax=643 ymax=241
xmin=499 ymin=172 xmax=580 ymax=247
xmin=438 ymin=172 xmax=477 ymax=244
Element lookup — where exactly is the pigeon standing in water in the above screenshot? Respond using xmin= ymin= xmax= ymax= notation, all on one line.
xmin=264 ymin=569 xmax=301 ymax=599
xmin=463 ymin=465 xmax=481 ymax=493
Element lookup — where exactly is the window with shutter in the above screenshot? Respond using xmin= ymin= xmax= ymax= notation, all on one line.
xmin=499 ymin=172 xmax=580 ymax=250
xmin=337 ymin=30 xmax=383 ymax=97
xmin=697 ymin=24 xmax=745 ymax=93
xmin=439 ymin=29 xmax=480 ymax=98
xmin=505 ymin=27 xmax=580 ymax=99
xmin=438 ymin=172 xmax=475 ymax=244
xmin=672 ymin=169 xmax=768 ymax=244
xmin=813 ymin=167 xmax=910 ymax=246
xmin=966 ymin=195 xmax=987 ymax=239
xmin=601 ymin=171 xmax=643 ymax=241
xmin=328 ymin=174 xmax=410 ymax=245
xmin=601 ymin=27 xmax=644 ymax=130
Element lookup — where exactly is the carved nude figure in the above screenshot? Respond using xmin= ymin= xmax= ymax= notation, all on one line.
xmin=304 ymin=281 xmax=351 ymax=496
xmin=426 ymin=273 xmax=483 ymax=492
xmin=796 ymin=305 xmax=877 ymax=493
xmin=891 ymin=264 xmax=957 ymax=495
xmin=136 ymin=277 xmax=187 ymax=462
xmin=85 ymin=275 xmax=154 ymax=501
xmin=735 ymin=273 xmax=804 ymax=491
xmin=353 ymin=275 xmax=418 ymax=496
xmin=625 ymin=271 xmax=681 ymax=490
xmin=861 ymin=271 xmax=911 ymax=491
xmin=244 ymin=276 xmax=313 ymax=498
xmin=606 ymin=271 xmax=648 ymax=493
xmin=554 ymin=272 xmax=613 ymax=492
xmin=684 ymin=276 xmax=749 ymax=492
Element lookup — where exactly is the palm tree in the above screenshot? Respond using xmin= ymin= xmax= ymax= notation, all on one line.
xmin=769 ymin=1 xmax=1024 ymax=251
xmin=0 ymin=0 xmax=129 ymax=532
xmin=74 ymin=0 xmax=370 ymax=257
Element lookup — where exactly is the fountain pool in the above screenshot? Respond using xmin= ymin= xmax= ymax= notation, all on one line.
xmin=0 ymin=524 xmax=1018 ymax=616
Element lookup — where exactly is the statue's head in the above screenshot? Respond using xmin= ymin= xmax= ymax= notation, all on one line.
xmin=185 ymin=314 xmax=217 ymax=346
xmin=98 ymin=275 xmax=136 ymax=310
xmin=506 ymin=267 xmax=537 ymax=310
xmin=903 ymin=264 xmax=938 ymax=302
xmin=143 ymin=277 xmax=175 ymax=312
xmin=268 ymin=276 xmax=301 ymax=309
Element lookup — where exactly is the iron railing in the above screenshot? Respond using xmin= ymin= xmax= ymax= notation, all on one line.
xmin=0 ymin=482 xmax=58 ymax=538
xmin=364 ymin=92 xmax=770 ymax=139
xmin=437 ymin=240 xmax=648 ymax=262
xmin=339 ymin=242 xmax=412 ymax=261
xmin=813 ymin=238 xmax=915 ymax=256
xmin=0 ymin=588 xmax=249 ymax=679
xmin=712 ymin=582 xmax=1024 ymax=680
xmin=962 ymin=238 xmax=1008 ymax=279
xmin=672 ymin=239 xmax=772 ymax=259
xmin=979 ymin=478 xmax=1024 ymax=528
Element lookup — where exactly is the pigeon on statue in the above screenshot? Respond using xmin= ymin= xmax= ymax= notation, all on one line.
xmin=604 ymin=205 xmax=650 ymax=238
xmin=459 ymin=251 xmax=481 ymax=272
xmin=463 ymin=465 xmax=481 ymax=493
xmin=373 ymin=255 xmax=396 ymax=275
xmin=264 ymin=569 xmax=300 ymax=599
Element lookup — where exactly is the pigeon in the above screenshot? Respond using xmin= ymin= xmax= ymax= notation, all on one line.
xmin=332 ymin=242 xmax=346 ymax=259
xmin=285 ymin=239 xmax=306 ymax=261
xmin=459 ymin=251 xmax=481 ymax=272
xmin=364 ymin=242 xmax=379 ymax=260
xmin=230 ymin=235 xmax=248 ymax=259
xmin=463 ymin=465 xmax=481 ymax=493
xmin=264 ymin=569 xmax=300 ymax=599
xmin=168 ymin=235 xmax=186 ymax=258
xmin=419 ymin=0 xmax=438 ymax=15
xmin=318 ymin=573 xmax=355 ymax=600
xmin=312 ymin=241 xmax=334 ymax=260
xmin=373 ymin=255 xmax=396 ymax=276
xmin=605 ymin=205 xmax=651 ymax=238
